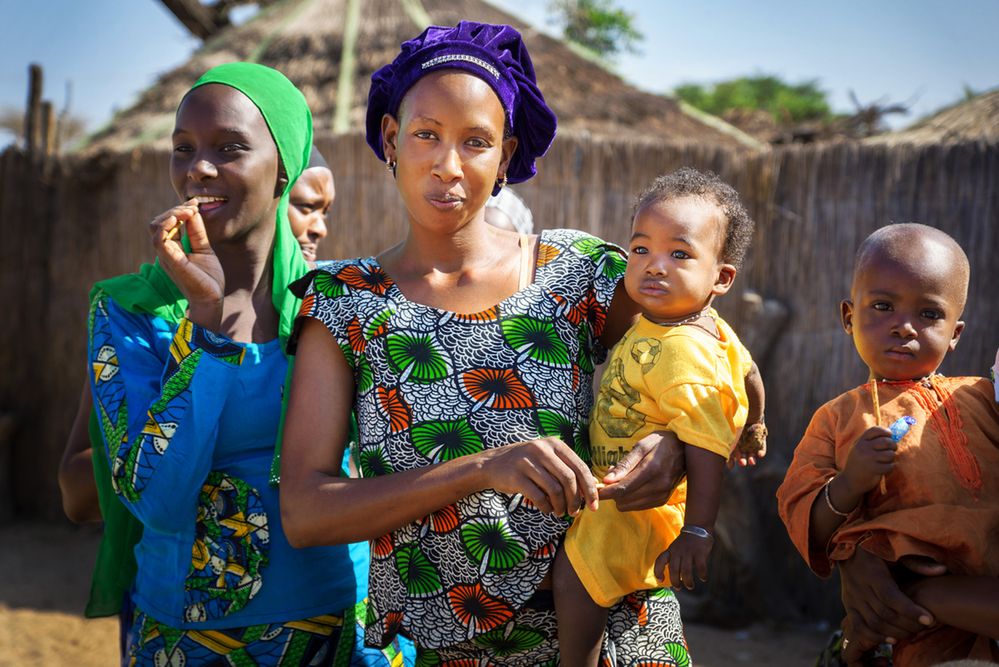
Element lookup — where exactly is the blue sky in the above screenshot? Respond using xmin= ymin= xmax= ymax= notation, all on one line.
xmin=2 ymin=0 xmax=997 ymax=145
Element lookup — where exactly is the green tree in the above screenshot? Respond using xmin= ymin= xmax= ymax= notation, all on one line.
xmin=674 ymin=75 xmax=832 ymax=124
xmin=548 ymin=0 xmax=643 ymax=58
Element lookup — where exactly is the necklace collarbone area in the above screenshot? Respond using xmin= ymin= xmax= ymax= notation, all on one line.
xmin=651 ymin=308 xmax=713 ymax=328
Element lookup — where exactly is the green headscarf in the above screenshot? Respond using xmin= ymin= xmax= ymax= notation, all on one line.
xmin=85 ymin=62 xmax=312 ymax=617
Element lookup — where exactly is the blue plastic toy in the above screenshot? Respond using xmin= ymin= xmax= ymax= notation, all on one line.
xmin=888 ymin=416 xmax=916 ymax=442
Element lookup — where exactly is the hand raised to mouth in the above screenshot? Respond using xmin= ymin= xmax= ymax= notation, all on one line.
xmin=150 ymin=199 xmax=224 ymax=330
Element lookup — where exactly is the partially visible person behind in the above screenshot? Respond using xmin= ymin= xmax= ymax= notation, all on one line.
xmin=777 ymin=223 xmax=999 ymax=666
xmin=81 ymin=63 xmax=408 ymax=665
xmin=288 ymin=146 xmax=334 ymax=263
xmin=483 ymin=185 xmax=533 ymax=234
xmin=552 ymin=167 xmax=767 ymax=665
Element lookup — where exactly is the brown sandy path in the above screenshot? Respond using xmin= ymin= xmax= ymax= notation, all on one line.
xmin=0 ymin=521 xmax=828 ymax=666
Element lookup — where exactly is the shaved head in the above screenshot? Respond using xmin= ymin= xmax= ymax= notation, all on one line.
xmin=853 ymin=223 xmax=970 ymax=314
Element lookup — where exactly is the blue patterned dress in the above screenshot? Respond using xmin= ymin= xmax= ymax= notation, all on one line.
xmin=292 ymin=229 xmax=690 ymax=664
xmin=87 ymin=290 xmax=412 ymax=666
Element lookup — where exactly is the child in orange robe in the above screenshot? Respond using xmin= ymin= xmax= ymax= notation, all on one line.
xmin=777 ymin=223 xmax=999 ymax=666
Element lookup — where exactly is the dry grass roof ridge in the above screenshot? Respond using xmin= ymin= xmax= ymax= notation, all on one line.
xmin=865 ymin=86 xmax=999 ymax=146
xmin=79 ymin=0 xmax=760 ymax=155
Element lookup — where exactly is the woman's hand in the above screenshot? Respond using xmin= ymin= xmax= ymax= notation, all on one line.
xmin=478 ymin=437 xmax=599 ymax=517
xmin=838 ymin=547 xmax=935 ymax=661
xmin=149 ymin=199 xmax=224 ymax=329
xmin=598 ymin=431 xmax=685 ymax=511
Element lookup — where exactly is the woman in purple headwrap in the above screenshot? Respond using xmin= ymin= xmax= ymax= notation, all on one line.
xmin=280 ymin=22 xmax=690 ymax=663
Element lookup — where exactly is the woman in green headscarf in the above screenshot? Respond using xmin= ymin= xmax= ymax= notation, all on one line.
xmin=82 ymin=63 xmax=407 ymax=666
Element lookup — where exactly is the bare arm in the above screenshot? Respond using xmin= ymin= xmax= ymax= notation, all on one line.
xmin=731 ymin=360 xmax=767 ymax=467
xmin=808 ymin=473 xmax=860 ymax=555
xmin=681 ymin=445 xmax=726 ymax=531
xmin=906 ymin=574 xmax=999 ymax=638
xmin=744 ymin=361 xmax=765 ymax=426
xmin=808 ymin=426 xmax=896 ymax=552
xmin=57 ymin=382 xmax=102 ymax=523
xmin=655 ymin=445 xmax=725 ymax=588
xmin=279 ymin=318 xmax=599 ymax=548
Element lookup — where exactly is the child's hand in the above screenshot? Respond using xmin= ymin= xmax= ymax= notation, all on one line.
xmin=655 ymin=528 xmax=713 ymax=590
xmin=729 ymin=422 xmax=767 ymax=468
xmin=841 ymin=426 xmax=896 ymax=496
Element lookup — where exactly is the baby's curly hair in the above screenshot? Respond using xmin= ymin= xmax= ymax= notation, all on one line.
xmin=633 ymin=167 xmax=755 ymax=268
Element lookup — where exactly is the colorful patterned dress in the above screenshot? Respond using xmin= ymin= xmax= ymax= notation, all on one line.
xmin=87 ymin=290 xmax=411 ymax=666
xmin=293 ymin=229 xmax=690 ymax=664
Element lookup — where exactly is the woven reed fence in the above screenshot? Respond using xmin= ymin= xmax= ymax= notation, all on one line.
xmin=2 ymin=133 xmax=996 ymax=622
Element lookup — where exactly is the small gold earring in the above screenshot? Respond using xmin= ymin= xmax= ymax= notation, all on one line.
xmin=496 ymin=174 xmax=508 ymax=190
xmin=386 ymin=157 xmax=397 ymax=174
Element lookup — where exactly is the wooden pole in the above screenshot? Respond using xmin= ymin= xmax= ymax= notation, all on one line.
xmin=159 ymin=0 xmax=226 ymax=40
xmin=41 ymin=101 xmax=56 ymax=159
xmin=25 ymin=64 xmax=43 ymax=156
xmin=333 ymin=0 xmax=361 ymax=134
xmin=55 ymin=80 xmax=73 ymax=155
xmin=0 ymin=413 xmax=16 ymax=523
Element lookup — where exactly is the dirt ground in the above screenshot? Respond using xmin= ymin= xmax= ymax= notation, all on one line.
xmin=0 ymin=521 xmax=830 ymax=666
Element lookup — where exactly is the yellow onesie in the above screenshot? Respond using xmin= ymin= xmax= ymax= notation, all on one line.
xmin=564 ymin=313 xmax=752 ymax=606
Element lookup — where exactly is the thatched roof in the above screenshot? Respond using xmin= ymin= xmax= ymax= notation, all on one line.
xmin=866 ymin=87 xmax=999 ymax=145
xmin=80 ymin=0 xmax=760 ymax=154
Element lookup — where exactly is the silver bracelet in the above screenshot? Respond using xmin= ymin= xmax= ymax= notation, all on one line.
xmin=823 ymin=477 xmax=851 ymax=517
xmin=680 ymin=525 xmax=712 ymax=539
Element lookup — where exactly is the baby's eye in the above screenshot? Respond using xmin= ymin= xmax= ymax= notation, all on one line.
xmin=631 ymin=246 xmax=648 ymax=255
xmin=921 ymin=309 xmax=944 ymax=320
xmin=172 ymin=144 xmax=192 ymax=153
xmin=671 ymin=250 xmax=691 ymax=260
xmin=872 ymin=302 xmax=892 ymax=311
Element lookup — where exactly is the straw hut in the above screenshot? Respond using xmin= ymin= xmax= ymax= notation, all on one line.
xmin=865 ymin=87 xmax=999 ymax=145
xmin=80 ymin=0 xmax=760 ymax=154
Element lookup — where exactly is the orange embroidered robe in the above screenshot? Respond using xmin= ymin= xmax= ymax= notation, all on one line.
xmin=777 ymin=376 xmax=999 ymax=666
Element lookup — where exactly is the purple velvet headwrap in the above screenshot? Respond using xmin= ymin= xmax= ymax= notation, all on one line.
xmin=366 ymin=21 xmax=557 ymax=190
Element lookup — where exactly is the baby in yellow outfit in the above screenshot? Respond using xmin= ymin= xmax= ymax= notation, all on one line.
xmin=553 ymin=168 xmax=766 ymax=665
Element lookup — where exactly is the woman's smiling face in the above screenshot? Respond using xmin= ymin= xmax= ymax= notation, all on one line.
xmin=382 ymin=70 xmax=517 ymax=232
xmin=170 ymin=83 xmax=281 ymax=243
